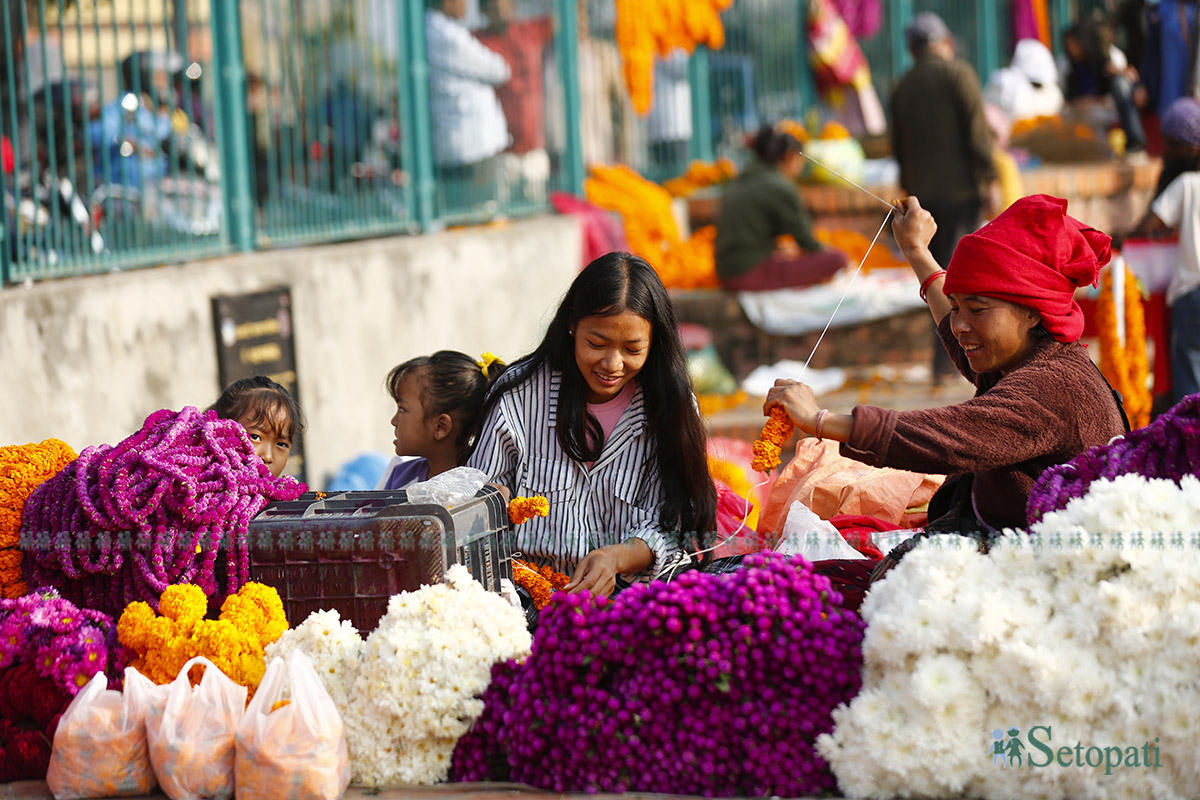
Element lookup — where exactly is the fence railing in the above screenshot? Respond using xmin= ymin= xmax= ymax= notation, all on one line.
xmin=1 ymin=0 xmax=1103 ymax=283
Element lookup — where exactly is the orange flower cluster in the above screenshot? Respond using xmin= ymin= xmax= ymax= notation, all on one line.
xmin=0 ymin=439 xmax=76 ymax=598
xmin=508 ymin=496 xmax=550 ymax=526
xmin=615 ymin=0 xmax=734 ymax=114
xmin=708 ymin=454 xmax=760 ymax=530
xmin=512 ymin=558 xmax=570 ymax=610
xmin=662 ymin=158 xmax=738 ymax=198
xmin=584 ymin=164 xmax=719 ymax=289
xmin=752 ymin=405 xmax=795 ymax=474
xmin=117 ymin=582 xmax=288 ymax=693
xmin=818 ymin=121 xmax=852 ymax=140
xmin=1010 ymin=115 xmax=1096 ymax=141
xmin=1096 ymin=265 xmax=1151 ymax=429
xmin=697 ymin=389 xmax=749 ymax=417
xmin=814 ymin=227 xmax=907 ymax=272
xmin=778 ymin=119 xmax=810 ymax=143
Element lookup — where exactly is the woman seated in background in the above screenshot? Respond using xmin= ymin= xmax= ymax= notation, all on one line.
xmin=714 ymin=125 xmax=848 ymax=292
xmin=467 ymin=252 xmax=716 ymax=597
xmin=765 ymin=194 xmax=1128 ymax=546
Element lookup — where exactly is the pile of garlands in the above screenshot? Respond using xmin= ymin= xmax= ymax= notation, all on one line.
xmin=0 ymin=439 xmax=77 ymax=599
xmin=21 ymin=407 xmax=305 ymax=616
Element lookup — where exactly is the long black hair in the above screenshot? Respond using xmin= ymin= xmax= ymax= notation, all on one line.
xmin=479 ymin=252 xmax=717 ymax=555
xmin=208 ymin=375 xmax=305 ymax=441
xmin=387 ymin=350 xmax=507 ymax=462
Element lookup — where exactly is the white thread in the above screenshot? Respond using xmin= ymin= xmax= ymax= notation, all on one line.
xmin=794 ymin=209 xmax=893 ymax=384
xmin=797 ymin=150 xmax=900 ymax=213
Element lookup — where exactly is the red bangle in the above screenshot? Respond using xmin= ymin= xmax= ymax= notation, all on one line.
xmin=919 ymin=270 xmax=947 ymax=303
xmin=814 ymin=409 xmax=831 ymax=440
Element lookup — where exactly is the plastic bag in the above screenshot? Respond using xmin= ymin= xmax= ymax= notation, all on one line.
xmin=46 ymin=668 xmax=160 ymax=799
xmin=776 ymin=500 xmax=866 ymax=561
xmin=405 ymin=466 xmax=488 ymax=506
xmin=145 ymin=656 xmax=247 ymax=800
xmin=235 ymin=652 xmax=349 ymax=800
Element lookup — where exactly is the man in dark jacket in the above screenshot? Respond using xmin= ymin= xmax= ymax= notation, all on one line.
xmin=891 ymin=12 xmax=998 ymax=385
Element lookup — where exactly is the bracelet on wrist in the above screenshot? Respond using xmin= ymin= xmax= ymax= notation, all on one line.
xmin=814 ymin=408 xmax=831 ymax=440
xmin=919 ymin=270 xmax=948 ymax=303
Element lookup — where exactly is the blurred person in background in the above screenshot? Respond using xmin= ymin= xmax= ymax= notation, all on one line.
xmin=647 ymin=50 xmax=692 ymax=179
xmin=890 ymin=12 xmax=998 ymax=387
xmin=1060 ymin=15 xmax=1147 ymax=158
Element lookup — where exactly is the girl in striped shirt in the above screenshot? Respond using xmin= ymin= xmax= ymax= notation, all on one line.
xmin=468 ymin=252 xmax=717 ymax=596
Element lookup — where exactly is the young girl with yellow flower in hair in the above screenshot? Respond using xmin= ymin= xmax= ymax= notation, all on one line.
xmin=376 ymin=351 xmax=508 ymax=490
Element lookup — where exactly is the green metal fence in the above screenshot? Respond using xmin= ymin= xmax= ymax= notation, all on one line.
xmin=0 ymin=0 xmax=1144 ymax=283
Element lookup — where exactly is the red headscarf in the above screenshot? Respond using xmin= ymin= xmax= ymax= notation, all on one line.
xmin=942 ymin=195 xmax=1110 ymax=342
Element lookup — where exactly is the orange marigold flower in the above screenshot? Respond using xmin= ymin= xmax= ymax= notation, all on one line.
xmin=508 ymin=496 xmax=550 ymax=526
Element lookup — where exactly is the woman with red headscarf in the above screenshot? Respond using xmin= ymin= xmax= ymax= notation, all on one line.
xmin=765 ymin=194 xmax=1128 ymax=542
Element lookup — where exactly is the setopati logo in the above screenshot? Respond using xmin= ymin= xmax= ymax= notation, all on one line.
xmin=989 ymin=726 xmax=1163 ymax=775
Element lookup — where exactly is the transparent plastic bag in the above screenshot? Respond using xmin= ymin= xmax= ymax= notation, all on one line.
xmin=145 ymin=656 xmax=248 ymax=800
xmin=235 ymin=652 xmax=349 ymax=800
xmin=46 ymin=668 xmax=161 ymax=799
xmin=405 ymin=466 xmax=488 ymax=506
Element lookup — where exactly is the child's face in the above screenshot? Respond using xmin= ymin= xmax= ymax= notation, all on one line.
xmin=390 ymin=373 xmax=441 ymax=457
xmin=238 ymin=410 xmax=291 ymax=478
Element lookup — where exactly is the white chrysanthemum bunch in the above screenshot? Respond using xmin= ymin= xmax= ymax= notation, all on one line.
xmin=342 ymin=565 xmax=532 ymax=788
xmin=818 ymin=475 xmax=1200 ymax=800
xmin=265 ymin=608 xmax=365 ymax=708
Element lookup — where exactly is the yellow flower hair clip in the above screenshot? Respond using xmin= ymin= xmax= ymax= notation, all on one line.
xmin=508 ymin=495 xmax=549 ymax=525
xmin=477 ymin=351 xmax=503 ymax=378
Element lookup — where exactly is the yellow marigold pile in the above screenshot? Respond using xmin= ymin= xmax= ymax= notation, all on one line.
xmin=508 ymin=496 xmax=550 ymax=526
xmin=752 ymin=405 xmax=795 ymax=474
xmin=1096 ymin=264 xmax=1151 ymax=429
xmin=0 ymin=439 xmax=76 ymax=598
xmin=662 ymin=158 xmax=738 ymax=198
xmin=117 ymin=582 xmax=288 ymax=693
xmin=512 ymin=558 xmax=571 ymax=610
xmin=584 ymin=164 xmax=719 ymax=290
xmin=697 ymin=389 xmax=748 ymax=417
xmin=814 ymin=227 xmax=907 ymax=272
xmin=708 ymin=454 xmax=760 ymax=530
xmin=615 ymin=0 xmax=734 ymax=114
xmin=778 ymin=119 xmax=810 ymax=143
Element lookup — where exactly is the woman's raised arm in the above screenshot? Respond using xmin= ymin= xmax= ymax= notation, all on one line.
xmin=892 ymin=197 xmax=952 ymax=325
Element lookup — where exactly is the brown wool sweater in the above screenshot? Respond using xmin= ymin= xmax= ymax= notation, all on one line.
xmin=840 ymin=316 xmax=1127 ymax=530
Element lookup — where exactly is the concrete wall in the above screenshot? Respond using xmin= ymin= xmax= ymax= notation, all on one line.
xmin=0 ymin=215 xmax=582 ymax=486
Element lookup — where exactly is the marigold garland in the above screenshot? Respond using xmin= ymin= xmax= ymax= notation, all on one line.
xmin=662 ymin=158 xmax=738 ymax=198
xmin=697 ymin=389 xmax=749 ymax=417
xmin=0 ymin=439 xmax=76 ymax=599
xmin=615 ymin=0 xmax=734 ymax=114
xmin=584 ymin=164 xmax=719 ymax=289
xmin=117 ymin=581 xmax=287 ymax=693
xmin=1096 ymin=264 xmax=1151 ymax=429
xmin=507 ymin=496 xmax=549 ymax=526
xmin=752 ymin=405 xmax=795 ymax=474
xmin=814 ymin=227 xmax=907 ymax=272
xmin=511 ymin=558 xmax=570 ymax=610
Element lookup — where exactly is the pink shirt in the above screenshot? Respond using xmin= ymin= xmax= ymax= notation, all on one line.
xmin=585 ymin=381 xmax=636 ymax=469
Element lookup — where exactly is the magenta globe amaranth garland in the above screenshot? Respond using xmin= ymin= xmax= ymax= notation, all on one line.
xmin=19 ymin=407 xmax=305 ymax=616
xmin=451 ymin=552 xmax=865 ymax=797
xmin=1027 ymin=393 xmax=1200 ymax=524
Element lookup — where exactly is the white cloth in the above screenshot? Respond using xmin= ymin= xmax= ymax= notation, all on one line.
xmin=466 ymin=361 xmax=676 ymax=583
xmin=736 ymin=268 xmax=927 ymax=336
xmin=648 ymin=50 xmax=692 ymax=143
xmin=1151 ymin=171 xmax=1200 ymax=306
xmin=985 ymin=38 xmax=1064 ymax=123
xmin=741 ymin=363 xmax=847 ymax=398
xmin=425 ymin=10 xmax=512 ymax=166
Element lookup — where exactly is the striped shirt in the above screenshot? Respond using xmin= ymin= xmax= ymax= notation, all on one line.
xmin=466 ymin=361 xmax=676 ymax=584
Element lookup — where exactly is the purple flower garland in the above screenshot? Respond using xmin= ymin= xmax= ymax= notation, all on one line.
xmin=19 ymin=407 xmax=305 ymax=616
xmin=1027 ymin=393 xmax=1200 ymax=524
xmin=452 ymin=552 xmax=865 ymax=797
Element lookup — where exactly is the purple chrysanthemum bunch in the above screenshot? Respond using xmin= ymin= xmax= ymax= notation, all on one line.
xmin=1027 ymin=393 xmax=1200 ymax=524
xmin=0 ymin=586 xmax=121 ymax=696
xmin=452 ymin=552 xmax=865 ymax=797
xmin=20 ymin=407 xmax=306 ymax=616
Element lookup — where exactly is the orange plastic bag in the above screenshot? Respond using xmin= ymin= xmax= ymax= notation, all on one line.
xmin=46 ymin=668 xmax=160 ymax=799
xmin=758 ymin=439 xmax=944 ymax=540
xmin=235 ymin=652 xmax=349 ymax=800
xmin=145 ymin=656 xmax=247 ymax=800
